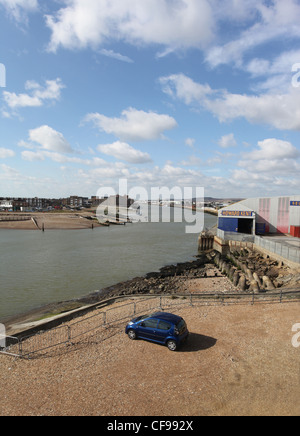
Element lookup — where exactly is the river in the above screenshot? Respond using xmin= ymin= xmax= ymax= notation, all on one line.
xmin=0 ymin=207 xmax=217 ymax=320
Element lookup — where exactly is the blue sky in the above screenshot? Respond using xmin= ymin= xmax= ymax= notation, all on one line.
xmin=0 ymin=0 xmax=300 ymax=199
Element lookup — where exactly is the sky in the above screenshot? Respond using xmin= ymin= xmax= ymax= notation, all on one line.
xmin=0 ymin=0 xmax=300 ymax=200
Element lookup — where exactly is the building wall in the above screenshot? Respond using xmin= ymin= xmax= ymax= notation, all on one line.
xmin=218 ymin=217 xmax=239 ymax=232
xmin=233 ymin=196 xmax=300 ymax=235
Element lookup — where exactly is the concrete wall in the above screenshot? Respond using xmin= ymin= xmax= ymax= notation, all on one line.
xmin=215 ymin=230 xmax=300 ymax=265
xmin=255 ymin=236 xmax=300 ymax=265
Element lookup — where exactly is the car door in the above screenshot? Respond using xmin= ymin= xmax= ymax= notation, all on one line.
xmin=137 ymin=318 xmax=158 ymax=341
xmin=155 ymin=320 xmax=172 ymax=343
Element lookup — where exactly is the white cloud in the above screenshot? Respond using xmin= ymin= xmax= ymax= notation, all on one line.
xmin=205 ymin=90 xmax=300 ymax=130
xmin=160 ymin=73 xmax=300 ymax=131
xmin=185 ymin=138 xmax=196 ymax=149
xmin=0 ymin=148 xmax=15 ymax=159
xmin=3 ymin=92 xmax=41 ymax=109
xmin=244 ymin=49 xmax=300 ymax=92
xmin=21 ymin=150 xmax=45 ymax=162
xmin=0 ymin=0 xmax=38 ymax=21
xmin=99 ymin=49 xmax=134 ymax=64
xmin=85 ymin=107 xmax=177 ymax=142
xmin=98 ymin=141 xmax=152 ymax=164
xmin=3 ymin=78 xmax=65 ymax=110
xmin=238 ymin=138 xmax=300 ymax=175
xmin=45 ymin=0 xmax=214 ymax=53
xmin=44 ymin=0 xmax=300 ymax=67
xmin=179 ymin=155 xmax=202 ymax=167
xmin=159 ymin=74 xmax=213 ymax=105
xmin=205 ymin=0 xmax=300 ymax=68
xmin=218 ymin=133 xmax=237 ymax=149
xmin=241 ymin=138 xmax=300 ymax=161
xmin=21 ymin=149 xmax=124 ymax=171
xmin=28 ymin=125 xmax=74 ymax=154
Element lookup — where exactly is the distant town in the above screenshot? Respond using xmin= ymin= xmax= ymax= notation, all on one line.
xmin=0 ymin=195 xmax=240 ymax=213
xmin=0 ymin=196 xmax=107 ymax=212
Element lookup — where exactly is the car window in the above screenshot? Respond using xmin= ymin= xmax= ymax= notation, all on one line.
xmin=176 ymin=319 xmax=187 ymax=333
xmin=157 ymin=321 xmax=171 ymax=331
xmin=142 ymin=319 xmax=158 ymax=328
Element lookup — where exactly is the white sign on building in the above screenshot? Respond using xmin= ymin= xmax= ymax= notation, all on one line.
xmin=0 ymin=200 xmax=13 ymax=209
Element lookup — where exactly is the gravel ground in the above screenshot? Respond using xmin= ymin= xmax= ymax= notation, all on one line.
xmin=0 ymin=301 xmax=299 ymax=416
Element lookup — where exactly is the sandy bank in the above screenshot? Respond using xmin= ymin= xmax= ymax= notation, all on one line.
xmin=0 ymin=212 xmax=103 ymax=230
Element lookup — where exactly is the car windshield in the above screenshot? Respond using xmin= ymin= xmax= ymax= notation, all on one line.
xmin=133 ymin=314 xmax=149 ymax=322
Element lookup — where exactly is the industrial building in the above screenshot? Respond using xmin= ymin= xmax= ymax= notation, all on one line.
xmin=218 ymin=196 xmax=300 ymax=237
xmin=217 ymin=196 xmax=300 ymax=265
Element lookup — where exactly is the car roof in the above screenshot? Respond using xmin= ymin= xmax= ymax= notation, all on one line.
xmin=149 ymin=312 xmax=182 ymax=323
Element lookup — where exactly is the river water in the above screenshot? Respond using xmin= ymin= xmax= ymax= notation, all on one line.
xmin=0 ymin=207 xmax=217 ymax=320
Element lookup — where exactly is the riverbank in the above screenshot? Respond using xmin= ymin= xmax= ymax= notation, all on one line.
xmin=0 ymin=211 xmax=103 ymax=230
xmin=1 ymin=245 xmax=300 ymax=336
xmin=4 ymin=245 xmax=300 ymax=337
xmin=3 ymin=254 xmax=238 ymax=336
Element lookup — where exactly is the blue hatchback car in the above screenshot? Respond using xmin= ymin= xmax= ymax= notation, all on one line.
xmin=125 ymin=312 xmax=189 ymax=351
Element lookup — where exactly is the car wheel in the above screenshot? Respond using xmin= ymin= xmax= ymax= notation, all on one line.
xmin=128 ymin=329 xmax=137 ymax=340
xmin=167 ymin=340 xmax=177 ymax=351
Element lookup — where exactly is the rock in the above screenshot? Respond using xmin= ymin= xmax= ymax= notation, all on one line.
xmin=238 ymin=275 xmax=247 ymax=291
xmin=262 ymin=276 xmax=275 ymax=290
xmin=249 ymin=280 xmax=260 ymax=293
xmin=253 ymin=272 xmax=262 ymax=288
xmin=233 ymin=271 xmax=240 ymax=287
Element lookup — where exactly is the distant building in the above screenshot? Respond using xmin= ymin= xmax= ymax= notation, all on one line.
xmin=0 ymin=194 xmax=134 ymax=212
xmin=0 ymin=200 xmax=13 ymax=210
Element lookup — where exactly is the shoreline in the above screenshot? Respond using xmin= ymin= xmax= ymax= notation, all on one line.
xmin=3 ymin=254 xmax=236 ymax=335
xmin=0 ymin=210 xmax=219 ymax=332
xmin=0 ymin=212 xmax=104 ymax=230
xmin=3 ymin=246 xmax=299 ymax=336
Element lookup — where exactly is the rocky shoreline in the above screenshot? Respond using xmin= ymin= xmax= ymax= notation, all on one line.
xmin=3 ymin=247 xmax=299 ymax=336
xmin=3 ymin=254 xmax=217 ymax=333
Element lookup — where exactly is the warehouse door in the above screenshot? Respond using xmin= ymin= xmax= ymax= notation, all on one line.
xmin=238 ymin=218 xmax=253 ymax=235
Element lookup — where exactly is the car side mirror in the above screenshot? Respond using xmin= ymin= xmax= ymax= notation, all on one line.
xmin=140 ymin=322 xmax=145 ymax=327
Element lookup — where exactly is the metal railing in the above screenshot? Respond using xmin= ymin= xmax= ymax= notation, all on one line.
xmin=1 ymin=290 xmax=299 ymax=359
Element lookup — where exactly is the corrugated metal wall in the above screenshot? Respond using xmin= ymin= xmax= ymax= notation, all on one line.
xmin=238 ymin=196 xmax=300 ymax=235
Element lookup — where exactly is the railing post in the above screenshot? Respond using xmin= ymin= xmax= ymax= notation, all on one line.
xmin=19 ymin=338 xmax=22 ymax=358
